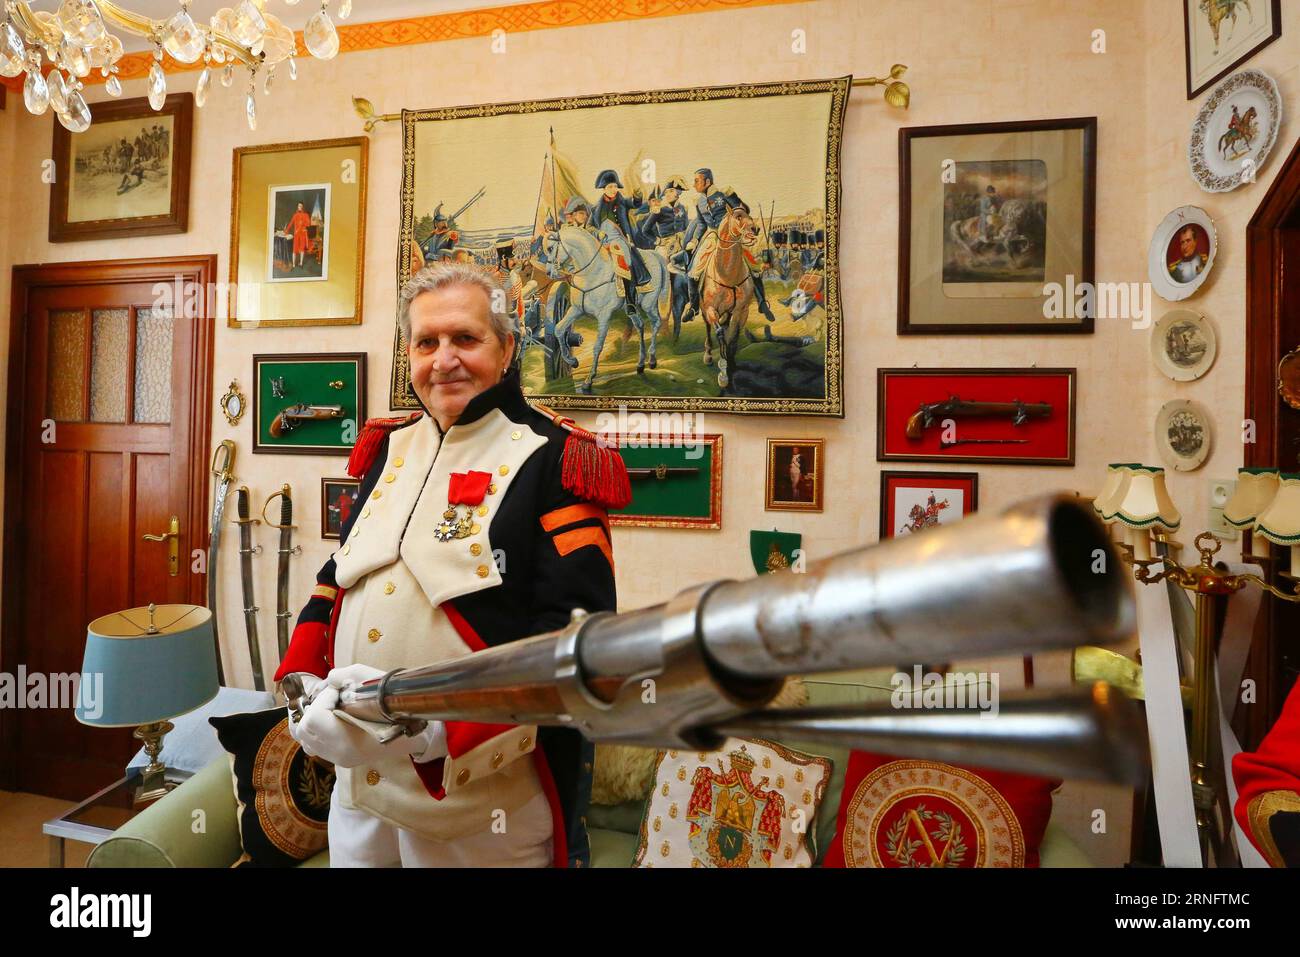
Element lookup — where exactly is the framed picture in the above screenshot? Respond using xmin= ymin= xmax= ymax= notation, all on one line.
xmin=321 ymin=478 xmax=361 ymax=540
xmin=765 ymin=438 xmax=824 ymax=512
xmin=229 ymin=137 xmax=367 ymax=327
xmin=49 ymin=93 xmax=192 ymax=243
xmin=877 ymin=368 xmax=1076 ymax=466
xmin=880 ymin=470 xmax=978 ymax=540
xmin=899 ymin=118 xmax=1096 ymax=334
xmin=252 ymin=353 xmax=366 ymax=456
xmin=608 ymin=434 xmax=722 ymax=529
xmin=1184 ymin=0 xmax=1280 ymax=100
xmin=393 ymin=76 xmax=849 ymax=415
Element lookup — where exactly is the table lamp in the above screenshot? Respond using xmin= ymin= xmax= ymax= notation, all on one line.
xmin=76 ymin=603 xmax=220 ymax=803
xmin=1255 ymin=473 xmax=1300 ymax=578
xmin=1094 ymin=463 xmax=1141 ymax=531
xmin=1222 ymin=467 xmax=1280 ymax=558
xmin=1108 ymin=465 xmax=1181 ymax=561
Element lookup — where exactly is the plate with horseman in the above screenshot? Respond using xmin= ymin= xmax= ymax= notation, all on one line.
xmin=1189 ymin=68 xmax=1281 ymax=192
xmin=393 ymin=77 xmax=849 ymax=415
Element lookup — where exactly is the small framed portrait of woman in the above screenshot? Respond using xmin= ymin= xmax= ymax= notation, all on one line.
xmin=765 ymin=438 xmax=824 ymax=512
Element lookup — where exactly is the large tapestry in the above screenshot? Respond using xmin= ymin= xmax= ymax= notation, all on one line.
xmin=392 ymin=76 xmax=848 ymax=415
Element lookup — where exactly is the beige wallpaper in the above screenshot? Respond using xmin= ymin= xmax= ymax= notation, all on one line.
xmin=2 ymin=0 xmax=1296 ymax=865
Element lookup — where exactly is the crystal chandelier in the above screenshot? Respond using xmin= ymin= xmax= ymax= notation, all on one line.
xmin=1 ymin=0 xmax=353 ymax=133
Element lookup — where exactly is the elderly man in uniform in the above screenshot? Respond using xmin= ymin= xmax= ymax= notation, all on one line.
xmin=277 ymin=262 xmax=629 ymax=867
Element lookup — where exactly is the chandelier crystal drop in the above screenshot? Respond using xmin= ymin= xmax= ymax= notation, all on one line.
xmin=6 ymin=0 xmax=356 ymax=130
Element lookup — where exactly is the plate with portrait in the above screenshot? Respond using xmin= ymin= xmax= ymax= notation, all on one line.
xmin=1151 ymin=309 xmax=1216 ymax=382
xmin=1148 ymin=205 xmax=1217 ymax=301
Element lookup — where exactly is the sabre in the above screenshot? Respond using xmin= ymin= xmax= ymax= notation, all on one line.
xmin=234 ymin=486 xmax=265 ymax=692
xmin=285 ymin=495 xmax=1146 ymax=783
xmin=206 ymin=440 xmax=236 ymax=684
xmin=262 ymin=484 xmax=301 ymax=665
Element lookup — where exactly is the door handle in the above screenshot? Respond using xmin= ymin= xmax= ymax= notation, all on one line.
xmin=142 ymin=515 xmax=180 ymax=577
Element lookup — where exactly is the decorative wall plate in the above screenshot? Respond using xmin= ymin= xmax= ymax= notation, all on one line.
xmin=1148 ymin=205 xmax=1217 ymax=301
xmin=1151 ymin=310 xmax=1216 ymax=381
xmin=1189 ymin=69 xmax=1281 ymax=193
xmin=1155 ymin=398 xmax=1213 ymax=472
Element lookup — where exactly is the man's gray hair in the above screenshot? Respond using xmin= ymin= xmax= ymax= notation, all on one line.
xmin=398 ymin=262 xmax=513 ymax=346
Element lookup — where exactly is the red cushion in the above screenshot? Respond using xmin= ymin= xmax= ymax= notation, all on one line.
xmin=822 ymin=751 xmax=1057 ymax=868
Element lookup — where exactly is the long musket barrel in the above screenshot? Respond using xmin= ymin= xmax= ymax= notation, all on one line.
xmin=289 ymin=495 xmax=1145 ymax=783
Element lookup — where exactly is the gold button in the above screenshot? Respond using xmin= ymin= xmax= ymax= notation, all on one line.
xmin=476 ymin=504 xmax=489 ymax=517
xmin=351 ymin=528 xmax=361 ymax=539
xmin=394 ymin=457 xmax=404 ymax=467
xmin=470 ymin=543 xmax=482 ymax=556
xmin=470 ymin=523 xmax=481 ymax=535
xmin=383 ymin=582 xmax=395 ymax=595
xmin=511 ymin=430 xmax=522 ymax=440
xmin=367 ymin=628 xmax=382 ymax=643
xmin=456 ymin=768 xmax=471 ymax=786
xmin=366 ymin=770 xmax=381 ymax=786
xmin=498 ymin=465 xmax=509 ymax=476
xmin=384 ymin=473 xmax=396 ymax=484
xmin=341 ymin=544 xmax=351 ymax=555
xmin=362 ymin=507 xmax=371 ymax=519
xmin=372 ymin=490 xmax=382 ymax=499
xmin=491 ymin=751 xmax=504 ymax=769
xmin=518 ymin=736 xmax=532 ymax=751
xmin=488 ymin=484 xmax=498 ymax=495
xmin=476 ymin=564 xmax=489 ymax=578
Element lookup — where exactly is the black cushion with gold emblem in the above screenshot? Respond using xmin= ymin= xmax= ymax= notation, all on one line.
xmin=209 ymin=708 xmax=334 ymax=868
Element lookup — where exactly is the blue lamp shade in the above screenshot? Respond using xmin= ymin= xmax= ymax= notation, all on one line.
xmin=76 ymin=604 xmax=220 ymax=727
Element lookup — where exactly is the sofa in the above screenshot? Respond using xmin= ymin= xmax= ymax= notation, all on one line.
xmin=87 ymin=669 xmax=1092 ymax=867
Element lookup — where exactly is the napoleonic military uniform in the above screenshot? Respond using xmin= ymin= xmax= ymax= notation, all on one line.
xmin=275 ymin=368 xmax=628 ymax=867
xmin=1233 ymin=679 xmax=1300 ymax=867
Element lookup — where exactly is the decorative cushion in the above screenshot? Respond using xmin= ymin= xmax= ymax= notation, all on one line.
xmin=592 ymin=677 xmax=810 ymax=806
xmin=209 ymin=708 xmax=334 ymax=868
xmin=822 ymin=751 xmax=1057 ymax=868
xmin=633 ymin=737 xmax=831 ymax=868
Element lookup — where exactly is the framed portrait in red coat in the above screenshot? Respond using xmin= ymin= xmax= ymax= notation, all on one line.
xmin=877 ymin=368 xmax=1075 ymax=466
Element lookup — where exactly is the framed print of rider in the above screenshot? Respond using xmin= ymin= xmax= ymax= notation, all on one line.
xmin=393 ymin=76 xmax=849 ymax=415
xmin=879 ymin=470 xmax=978 ymax=541
xmin=898 ymin=118 xmax=1097 ymax=335
xmin=1184 ymin=0 xmax=1281 ymax=100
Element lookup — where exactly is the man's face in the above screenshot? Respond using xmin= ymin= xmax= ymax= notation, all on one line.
xmin=574 ymin=208 xmax=589 ymax=226
xmin=664 ymin=187 xmax=680 ymax=205
xmin=603 ymin=183 xmax=619 ymax=199
xmin=297 ymin=203 xmax=304 ymax=211
xmin=407 ymin=284 xmax=515 ymax=429
xmin=1179 ymin=228 xmax=1197 ymax=259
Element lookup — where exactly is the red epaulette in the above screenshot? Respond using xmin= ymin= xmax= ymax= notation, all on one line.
xmin=530 ymin=402 xmax=631 ymax=510
xmin=346 ymin=412 xmax=423 ymax=479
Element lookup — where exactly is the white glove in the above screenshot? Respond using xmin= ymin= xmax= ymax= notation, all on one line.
xmin=290 ymin=664 xmax=446 ymax=769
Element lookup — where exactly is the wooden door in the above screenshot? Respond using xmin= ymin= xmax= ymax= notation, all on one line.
xmin=2 ymin=256 xmax=214 ymax=799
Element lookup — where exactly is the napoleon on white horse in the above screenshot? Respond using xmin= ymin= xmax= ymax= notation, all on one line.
xmin=543 ymin=222 xmax=669 ymax=395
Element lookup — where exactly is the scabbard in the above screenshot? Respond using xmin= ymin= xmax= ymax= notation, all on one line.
xmin=276 ymin=487 xmax=293 ymax=663
xmin=236 ymin=486 xmax=265 ymax=691
xmin=207 ymin=474 xmax=233 ymax=685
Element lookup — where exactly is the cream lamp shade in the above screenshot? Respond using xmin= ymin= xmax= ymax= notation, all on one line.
xmin=1222 ymin=468 xmax=1280 ymax=529
xmin=1110 ymin=465 xmax=1181 ymax=561
xmin=1255 ymin=473 xmax=1300 ymax=576
xmin=1095 ymin=463 xmax=1142 ymax=522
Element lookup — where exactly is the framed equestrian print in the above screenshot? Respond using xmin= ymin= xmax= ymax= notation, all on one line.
xmin=880 ymin=471 xmax=978 ymax=540
xmin=898 ymin=118 xmax=1096 ymax=335
xmin=252 ymin=353 xmax=366 ymax=456
xmin=607 ymin=433 xmax=722 ymax=529
xmin=394 ymin=76 xmax=850 ymax=415
xmin=229 ymin=137 xmax=368 ymax=328
xmin=49 ymin=93 xmax=192 ymax=243
xmin=1184 ymin=0 xmax=1280 ymax=100
xmin=765 ymin=438 xmax=824 ymax=512
xmin=877 ymin=368 xmax=1076 ymax=466
xmin=321 ymin=478 xmax=361 ymax=540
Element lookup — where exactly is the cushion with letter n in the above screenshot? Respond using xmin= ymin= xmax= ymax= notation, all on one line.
xmin=209 ymin=708 xmax=334 ymax=867
xmin=822 ymin=751 xmax=1057 ymax=868
xmin=633 ymin=738 xmax=832 ymax=868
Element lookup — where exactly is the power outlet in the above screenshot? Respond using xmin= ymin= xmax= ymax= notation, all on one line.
xmin=1207 ymin=477 xmax=1238 ymax=539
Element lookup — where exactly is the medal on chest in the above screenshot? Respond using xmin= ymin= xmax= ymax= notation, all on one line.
xmin=434 ymin=470 xmax=492 ymax=542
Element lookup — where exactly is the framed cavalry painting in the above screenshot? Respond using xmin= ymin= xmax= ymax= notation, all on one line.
xmin=898 ymin=118 xmax=1096 ymax=335
xmin=1184 ymin=0 xmax=1280 ymax=100
xmin=880 ymin=470 xmax=978 ymax=540
xmin=877 ymin=368 xmax=1076 ymax=466
xmin=229 ymin=137 xmax=368 ymax=328
xmin=49 ymin=93 xmax=192 ymax=243
xmin=393 ymin=76 xmax=849 ymax=415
